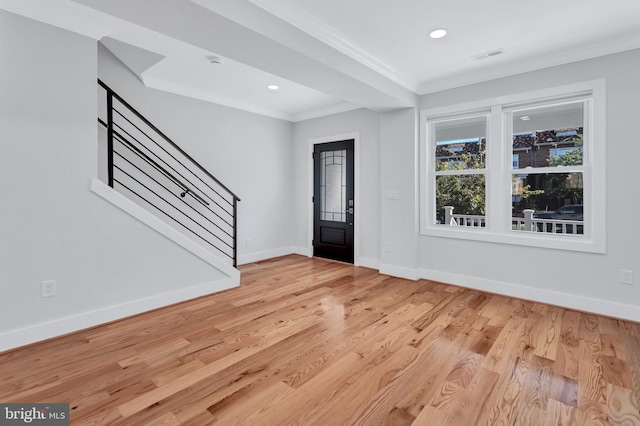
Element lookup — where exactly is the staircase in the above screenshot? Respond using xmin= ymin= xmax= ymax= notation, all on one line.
xmin=96 ymin=80 xmax=240 ymax=268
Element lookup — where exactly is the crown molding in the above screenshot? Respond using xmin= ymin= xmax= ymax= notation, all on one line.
xmin=143 ymin=74 xmax=359 ymax=123
xmin=418 ymin=36 xmax=640 ymax=95
xmin=292 ymin=103 xmax=361 ymax=122
xmin=142 ymin=75 xmax=295 ymax=122
xmin=248 ymin=0 xmax=420 ymax=93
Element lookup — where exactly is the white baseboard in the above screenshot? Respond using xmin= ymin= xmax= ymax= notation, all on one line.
xmin=292 ymin=246 xmax=312 ymax=257
xmin=420 ymin=268 xmax=640 ymax=323
xmin=238 ymin=246 xmax=300 ymax=265
xmin=239 ymin=246 xmax=380 ymax=270
xmin=0 ymin=278 xmax=238 ymax=353
xmin=379 ymin=264 xmax=420 ymax=281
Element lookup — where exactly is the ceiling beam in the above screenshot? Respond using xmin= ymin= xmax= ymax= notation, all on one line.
xmin=72 ymin=0 xmax=418 ymax=112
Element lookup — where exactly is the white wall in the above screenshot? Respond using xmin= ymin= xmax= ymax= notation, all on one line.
xmin=0 ymin=10 xmax=331 ymax=352
xmin=293 ymin=109 xmax=381 ymax=267
xmin=0 ymin=11 xmax=269 ymax=352
xmin=98 ymin=44 xmax=295 ymax=264
xmin=379 ymin=108 xmax=420 ymax=279
xmin=418 ymin=49 xmax=640 ymax=320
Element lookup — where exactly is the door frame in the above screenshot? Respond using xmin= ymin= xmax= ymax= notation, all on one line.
xmin=307 ymin=132 xmax=360 ymax=265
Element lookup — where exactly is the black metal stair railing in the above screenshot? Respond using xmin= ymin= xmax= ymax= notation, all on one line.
xmin=97 ymin=79 xmax=241 ymax=267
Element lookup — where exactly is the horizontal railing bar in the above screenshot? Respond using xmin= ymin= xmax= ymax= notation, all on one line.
xmin=99 ymin=79 xmax=240 ymax=202
xmin=100 ymin=80 xmax=240 ymax=266
xmin=113 ymin=132 xmax=234 ymax=229
xmin=532 ymin=219 xmax=583 ymax=225
xmin=113 ymin=137 xmax=235 ymax=235
xmin=115 ymin=177 xmax=233 ymax=259
xmin=101 ymin=117 xmax=213 ymax=209
xmin=113 ymin=155 xmax=234 ymax=243
xmin=111 ymin=113 xmax=233 ymax=213
xmin=113 ymin=165 xmax=235 ymax=253
xmin=113 ymin=148 xmax=234 ymax=239
xmin=112 ymin=127 xmax=212 ymax=209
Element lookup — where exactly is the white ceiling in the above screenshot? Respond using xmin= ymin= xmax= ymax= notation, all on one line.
xmin=3 ymin=0 xmax=640 ymax=121
xmin=241 ymin=0 xmax=640 ymax=94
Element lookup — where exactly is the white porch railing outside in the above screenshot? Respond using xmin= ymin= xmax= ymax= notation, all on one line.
xmin=444 ymin=206 xmax=486 ymax=227
xmin=444 ymin=206 xmax=583 ymax=234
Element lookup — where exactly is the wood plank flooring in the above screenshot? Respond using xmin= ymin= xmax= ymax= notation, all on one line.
xmin=1 ymin=255 xmax=640 ymax=425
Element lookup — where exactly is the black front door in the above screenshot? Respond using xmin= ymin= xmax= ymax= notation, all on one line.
xmin=313 ymin=140 xmax=354 ymax=263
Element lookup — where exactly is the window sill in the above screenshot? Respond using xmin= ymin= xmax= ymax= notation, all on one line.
xmin=421 ymin=225 xmax=605 ymax=254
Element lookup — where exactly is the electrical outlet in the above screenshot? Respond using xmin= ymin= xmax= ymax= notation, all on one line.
xmin=41 ymin=280 xmax=56 ymax=298
xmin=385 ymin=242 xmax=393 ymax=252
xmin=246 ymin=238 xmax=252 ymax=248
xmin=621 ymin=270 xmax=633 ymax=285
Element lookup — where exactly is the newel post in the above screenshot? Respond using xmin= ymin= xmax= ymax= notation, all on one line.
xmin=444 ymin=206 xmax=455 ymax=226
xmin=523 ymin=209 xmax=534 ymax=232
xmin=106 ymin=89 xmax=114 ymax=188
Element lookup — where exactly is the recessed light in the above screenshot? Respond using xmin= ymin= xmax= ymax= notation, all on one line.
xmin=429 ymin=29 xmax=447 ymax=39
xmin=267 ymin=84 xmax=279 ymax=90
xmin=520 ymin=116 xmax=530 ymax=121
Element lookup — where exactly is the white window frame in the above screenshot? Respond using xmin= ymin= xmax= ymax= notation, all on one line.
xmin=420 ymin=80 xmax=606 ymax=253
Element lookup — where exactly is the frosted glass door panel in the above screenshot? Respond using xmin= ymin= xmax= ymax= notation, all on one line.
xmin=320 ymin=150 xmax=346 ymax=222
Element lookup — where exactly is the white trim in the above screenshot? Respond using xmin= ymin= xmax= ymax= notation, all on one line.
xmin=238 ymin=246 xmax=298 ymax=265
xmin=307 ymin=132 xmax=361 ymax=265
xmin=380 ymin=264 xmax=420 ymax=281
xmin=420 ymin=268 xmax=640 ymax=323
xmin=292 ymin=245 xmax=312 ymax=257
xmin=0 ymin=277 xmax=237 ymax=353
xmin=292 ymin=104 xmax=362 ymax=123
xmin=144 ymin=75 xmax=361 ymax=124
xmin=247 ymin=0 xmax=419 ymax=92
xmin=142 ymin=75 xmax=295 ymax=122
xmin=90 ymin=179 xmax=240 ymax=279
xmin=420 ymin=80 xmax=606 ymax=254
xmin=417 ymin=35 xmax=640 ymax=96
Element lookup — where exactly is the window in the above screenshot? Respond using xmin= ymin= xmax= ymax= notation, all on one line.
xmin=509 ymin=100 xmax=586 ymax=235
xmin=432 ymin=115 xmax=488 ymax=226
xmin=420 ymin=80 xmax=606 ymax=253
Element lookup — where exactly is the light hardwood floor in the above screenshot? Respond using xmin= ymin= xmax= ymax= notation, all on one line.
xmin=1 ymin=255 xmax=640 ymax=425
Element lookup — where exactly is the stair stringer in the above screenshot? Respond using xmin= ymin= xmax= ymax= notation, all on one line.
xmin=91 ymin=178 xmax=240 ymax=281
